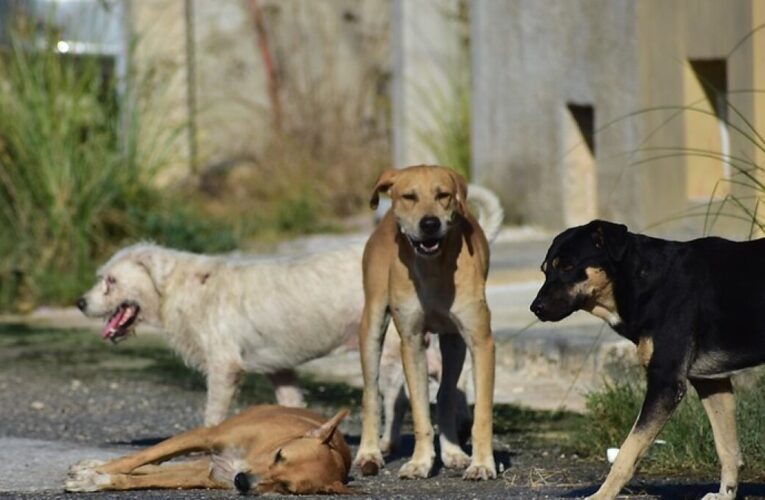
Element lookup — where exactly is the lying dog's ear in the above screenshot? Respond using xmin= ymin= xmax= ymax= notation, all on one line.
xmin=369 ymin=168 xmax=398 ymax=209
xmin=591 ymin=220 xmax=629 ymax=261
xmin=134 ymin=246 xmax=176 ymax=290
xmin=308 ymin=408 xmax=349 ymax=444
xmin=449 ymin=169 xmax=468 ymax=215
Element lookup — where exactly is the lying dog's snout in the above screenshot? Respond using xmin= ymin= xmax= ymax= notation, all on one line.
xmin=76 ymin=297 xmax=87 ymax=312
xmin=234 ymin=472 xmax=251 ymax=493
xmin=420 ymin=216 xmax=441 ymax=236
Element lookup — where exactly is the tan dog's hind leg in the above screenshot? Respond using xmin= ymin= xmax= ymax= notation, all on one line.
xmin=204 ymin=365 xmax=243 ymax=426
xmin=461 ymin=303 xmax=497 ymax=480
xmin=691 ymin=378 xmax=742 ymax=500
xmin=437 ymin=334 xmax=471 ymax=469
xmin=68 ymin=459 xmax=224 ymax=491
xmin=398 ymin=324 xmax=435 ymax=479
xmin=355 ymin=302 xmax=391 ymax=475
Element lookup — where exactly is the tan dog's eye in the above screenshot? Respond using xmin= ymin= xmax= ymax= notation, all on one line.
xmin=274 ymin=449 xmax=285 ymax=463
xmin=436 ymin=192 xmax=451 ymax=201
xmin=402 ymin=193 xmax=417 ymax=202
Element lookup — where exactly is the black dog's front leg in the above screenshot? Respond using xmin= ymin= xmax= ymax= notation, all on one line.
xmin=588 ymin=358 xmax=687 ymax=499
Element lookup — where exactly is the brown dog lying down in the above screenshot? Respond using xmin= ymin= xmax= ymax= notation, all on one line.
xmin=65 ymin=405 xmax=351 ymax=494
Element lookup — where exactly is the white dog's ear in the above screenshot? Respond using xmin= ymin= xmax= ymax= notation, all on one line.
xmin=135 ymin=249 xmax=176 ymax=290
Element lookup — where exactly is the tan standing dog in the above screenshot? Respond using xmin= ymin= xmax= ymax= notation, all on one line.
xmin=65 ymin=405 xmax=351 ymax=494
xmin=355 ymin=165 xmax=496 ymax=480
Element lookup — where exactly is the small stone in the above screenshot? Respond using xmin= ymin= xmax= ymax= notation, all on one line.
xmin=71 ymin=379 xmax=82 ymax=390
xmin=109 ymin=382 xmax=119 ymax=390
xmin=30 ymin=401 xmax=45 ymax=410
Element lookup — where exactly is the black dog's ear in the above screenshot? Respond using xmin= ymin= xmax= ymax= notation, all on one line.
xmin=591 ymin=220 xmax=629 ymax=261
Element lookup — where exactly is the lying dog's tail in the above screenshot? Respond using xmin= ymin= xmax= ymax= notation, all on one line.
xmin=467 ymin=184 xmax=504 ymax=244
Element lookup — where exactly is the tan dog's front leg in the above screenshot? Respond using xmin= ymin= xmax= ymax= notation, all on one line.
xmin=398 ymin=325 xmax=435 ymax=479
xmin=355 ymin=302 xmax=390 ymax=475
xmin=204 ymin=365 xmax=242 ymax=426
xmin=462 ymin=304 xmax=497 ymax=480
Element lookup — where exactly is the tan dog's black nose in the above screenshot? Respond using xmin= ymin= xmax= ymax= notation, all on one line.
xmin=420 ymin=217 xmax=441 ymax=236
xmin=76 ymin=297 xmax=87 ymax=311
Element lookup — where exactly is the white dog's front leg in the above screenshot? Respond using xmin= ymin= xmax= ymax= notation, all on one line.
xmin=204 ymin=367 xmax=242 ymax=426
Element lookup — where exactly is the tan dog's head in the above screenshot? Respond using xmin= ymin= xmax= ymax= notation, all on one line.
xmin=76 ymin=243 xmax=175 ymax=342
xmin=370 ymin=165 xmax=468 ymax=258
xmin=228 ymin=409 xmax=352 ymax=495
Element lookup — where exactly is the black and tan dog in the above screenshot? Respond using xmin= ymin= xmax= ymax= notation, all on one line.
xmin=530 ymin=219 xmax=765 ymax=500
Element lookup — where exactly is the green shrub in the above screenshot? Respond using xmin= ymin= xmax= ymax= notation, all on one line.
xmin=573 ymin=375 xmax=765 ymax=478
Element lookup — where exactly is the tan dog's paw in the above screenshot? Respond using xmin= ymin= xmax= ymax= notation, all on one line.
xmin=398 ymin=458 xmax=432 ymax=479
xmin=463 ymin=462 xmax=496 ymax=480
xmin=64 ymin=467 xmax=113 ymax=492
xmin=354 ymin=449 xmax=384 ymax=476
xmin=68 ymin=459 xmax=106 ymax=475
xmin=441 ymin=448 xmax=471 ymax=469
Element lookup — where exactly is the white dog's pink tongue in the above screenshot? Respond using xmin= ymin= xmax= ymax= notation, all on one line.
xmin=102 ymin=310 xmax=124 ymax=339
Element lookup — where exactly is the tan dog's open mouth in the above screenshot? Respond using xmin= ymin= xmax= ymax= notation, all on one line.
xmin=409 ymin=236 xmax=443 ymax=256
xmin=102 ymin=301 xmax=140 ymax=343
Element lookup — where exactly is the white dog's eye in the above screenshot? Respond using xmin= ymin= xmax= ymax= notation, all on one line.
xmin=106 ymin=276 xmax=117 ymax=285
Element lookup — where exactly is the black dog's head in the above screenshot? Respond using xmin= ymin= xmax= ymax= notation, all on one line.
xmin=530 ymin=220 xmax=629 ymax=323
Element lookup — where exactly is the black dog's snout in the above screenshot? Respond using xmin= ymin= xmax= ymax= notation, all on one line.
xmin=76 ymin=297 xmax=87 ymax=311
xmin=420 ymin=216 xmax=441 ymax=235
xmin=530 ymin=297 xmax=545 ymax=316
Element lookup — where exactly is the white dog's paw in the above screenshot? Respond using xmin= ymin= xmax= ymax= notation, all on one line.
xmin=64 ymin=467 xmax=113 ymax=492
xmin=68 ymin=459 xmax=106 ymax=476
xmin=701 ymin=492 xmax=736 ymax=500
xmin=379 ymin=437 xmax=395 ymax=455
xmin=441 ymin=448 xmax=471 ymax=469
xmin=398 ymin=458 xmax=433 ymax=479
xmin=463 ymin=460 xmax=497 ymax=480
xmin=354 ymin=449 xmax=384 ymax=476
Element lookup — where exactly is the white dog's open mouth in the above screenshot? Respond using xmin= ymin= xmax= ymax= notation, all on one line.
xmin=408 ymin=237 xmax=443 ymax=256
xmin=102 ymin=301 xmax=140 ymax=343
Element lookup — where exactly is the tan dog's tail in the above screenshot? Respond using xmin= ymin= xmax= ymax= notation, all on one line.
xmin=466 ymin=184 xmax=504 ymax=243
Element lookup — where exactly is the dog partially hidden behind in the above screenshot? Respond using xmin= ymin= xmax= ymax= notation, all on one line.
xmin=76 ymin=184 xmax=502 ymax=429
xmin=65 ymin=405 xmax=351 ymax=494
xmin=356 ymin=165 xmax=497 ymax=481
xmin=531 ymin=219 xmax=765 ymax=500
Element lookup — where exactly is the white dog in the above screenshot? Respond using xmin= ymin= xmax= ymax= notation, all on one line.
xmin=77 ymin=185 xmax=503 ymax=429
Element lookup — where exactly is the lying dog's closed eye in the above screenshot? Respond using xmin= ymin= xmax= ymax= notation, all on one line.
xmin=531 ymin=219 xmax=765 ymax=500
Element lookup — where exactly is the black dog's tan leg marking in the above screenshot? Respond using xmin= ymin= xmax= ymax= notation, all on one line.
xmin=437 ymin=334 xmax=470 ymax=469
xmin=637 ymin=337 xmax=653 ymax=367
xmin=589 ymin=364 xmax=687 ymax=499
xmin=691 ymin=377 xmax=742 ymax=500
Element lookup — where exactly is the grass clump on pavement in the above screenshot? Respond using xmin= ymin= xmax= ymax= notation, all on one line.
xmin=573 ymin=373 xmax=765 ymax=479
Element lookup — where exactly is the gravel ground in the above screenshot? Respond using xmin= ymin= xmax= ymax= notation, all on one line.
xmin=2 ymin=325 xmax=765 ymax=499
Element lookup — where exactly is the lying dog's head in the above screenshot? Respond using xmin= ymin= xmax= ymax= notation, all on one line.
xmin=370 ymin=165 xmax=468 ymax=258
xmin=76 ymin=244 xmax=176 ymax=342
xmin=217 ymin=409 xmax=352 ymax=495
xmin=530 ymin=220 xmax=629 ymax=323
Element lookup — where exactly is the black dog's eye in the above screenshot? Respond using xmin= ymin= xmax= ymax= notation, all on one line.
xmin=402 ymin=192 xmax=417 ymax=202
xmin=561 ymin=263 xmax=574 ymax=272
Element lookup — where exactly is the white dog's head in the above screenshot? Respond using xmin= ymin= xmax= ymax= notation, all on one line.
xmin=77 ymin=243 xmax=176 ymax=342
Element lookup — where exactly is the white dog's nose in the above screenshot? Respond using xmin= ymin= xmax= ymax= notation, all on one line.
xmin=76 ymin=297 xmax=87 ymax=312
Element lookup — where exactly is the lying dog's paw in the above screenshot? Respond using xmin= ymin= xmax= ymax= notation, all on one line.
xmin=68 ymin=459 xmax=106 ymax=475
xmin=64 ymin=467 xmax=112 ymax=492
xmin=441 ymin=448 xmax=471 ymax=470
xmin=354 ymin=449 xmax=384 ymax=476
xmin=463 ymin=462 xmax=497 ymax=481
xmin=398 ymin=458 xmax=432 ymax=479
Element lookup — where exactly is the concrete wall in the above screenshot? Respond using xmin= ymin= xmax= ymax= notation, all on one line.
xmin=472 ymin=0 xmax=765 ymax=236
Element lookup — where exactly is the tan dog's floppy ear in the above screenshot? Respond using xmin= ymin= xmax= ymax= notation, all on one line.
xmin=449 ymin=170 xmax=468 ymax=215
xmin=369 ymin=168 xmax=398 ymax=209
xmin=308 ymin=408 xmax=349 ymax=444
